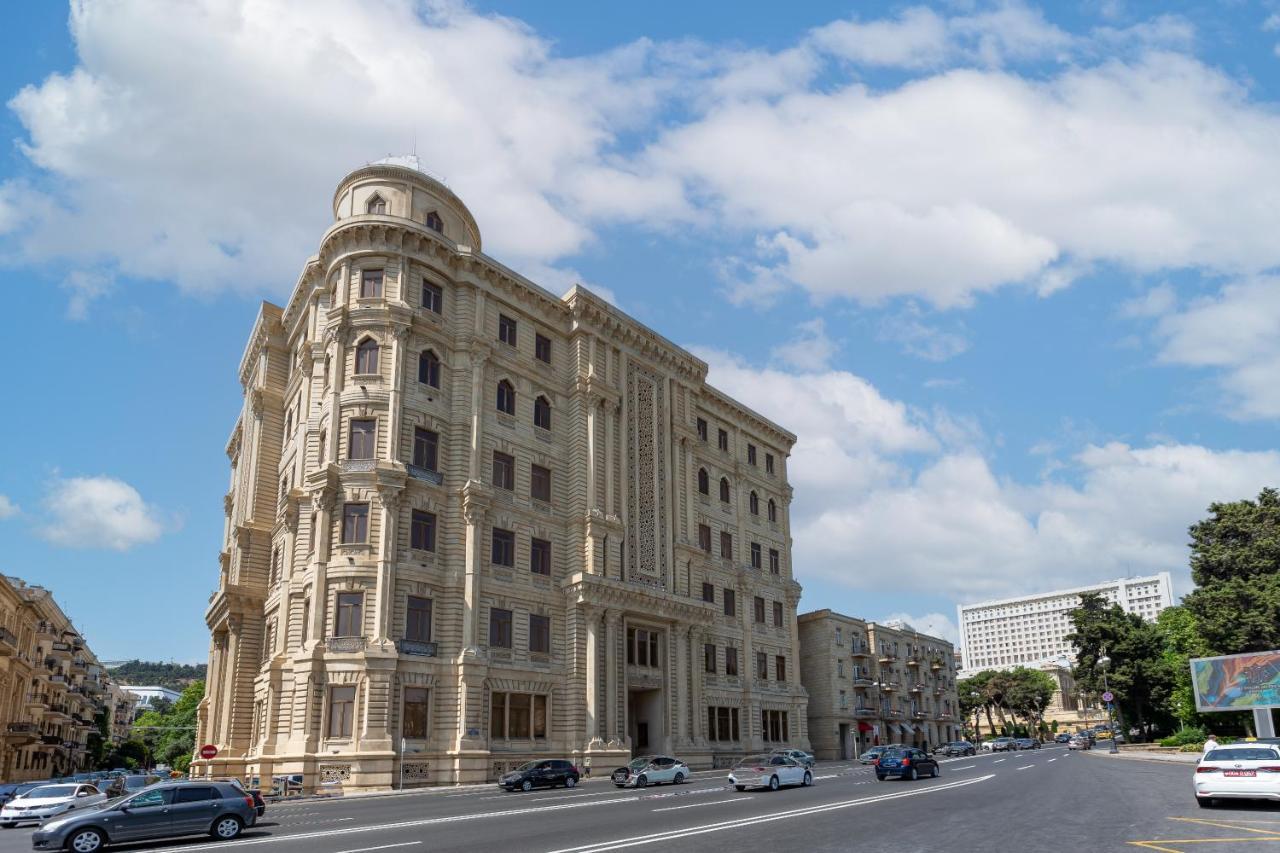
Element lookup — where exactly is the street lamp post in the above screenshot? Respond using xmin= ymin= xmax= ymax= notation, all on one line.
xmin=970 ymin=691 xmax=982 ymax=745
xmin=1097 ymin=652 xmax=1119 ymax=755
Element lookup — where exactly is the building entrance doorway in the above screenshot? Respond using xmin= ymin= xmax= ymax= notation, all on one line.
xmin=628 ymin=688 xmax=664 ymax=756
xmin=839 ymin=723 xmax=851 ymax=760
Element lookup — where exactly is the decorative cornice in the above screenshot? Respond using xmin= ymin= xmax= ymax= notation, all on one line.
xmin=560 ymin=572 xmax=717 ymax=623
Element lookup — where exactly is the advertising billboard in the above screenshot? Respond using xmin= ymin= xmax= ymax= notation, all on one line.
xmin=1190 ymin=650 xmax=1280 ymax=712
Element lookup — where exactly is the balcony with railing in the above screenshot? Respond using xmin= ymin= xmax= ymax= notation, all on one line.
xmin=407 ymin=464 xmax=443 ymax=485
xmin=397 ymin=639 xmax=438 ymax=657
xmin=883 ymin=707 xmax=903 ymax=718
xmin=880 ymin=681 xmax=899 ymax=692
xmin=909 ymin=682 xmax=925 ymax=693
xmin=853 ymin=707 xmax=877 ymax=717
xmin=0 ymin=626 xmax=17 ymax=656
xmin=906 ymin=655 xmax=920 ymax=667
xmin=849 ymin=643 xmax=873 ymax=658
xmin=340 ymin=459 xmax=377 ymax=474
xmin=326 ymin=636 xmax=366 ymax=653
xmin=931 ymin=659 xmax=944 ymax=671
xmin=852 ymin=676 xmax=874 ymax=687
xmin=877 ymin=649 xmax=896 ymax=664
xmin=912 ymin=710 xmax=928 ymax=720
xmin=48 ymin=642 xmax=72 ymax=660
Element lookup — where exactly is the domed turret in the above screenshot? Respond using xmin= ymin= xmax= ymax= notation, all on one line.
xmin=332 ymin=156 xmax=482 ymax=250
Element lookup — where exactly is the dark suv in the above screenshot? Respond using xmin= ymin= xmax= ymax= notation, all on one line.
xmin=498 ymin=759 xmax=580 ymax=792
xmin=940 ymin=741 xmax=975 ymax=756
xmin=31 ymin=781 xmax=256 ymax=853
xmin=875 ymin=747 xmax=939 ymax=781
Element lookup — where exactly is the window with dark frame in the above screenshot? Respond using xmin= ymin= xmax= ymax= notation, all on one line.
xmin=529 ymin=614 xmax=550 ymax=654
xmin=698 ymin=469 xmax=709 ymax=495
xmin=490 ymin=692 xmax=547 ymax=739
xmin=341 ymin=503 xmax=369 ymax=544
xmin=701 ymin=582 xmax=715 ymax=603
xmin=499 ymin=314 xmax=518 ymax=347
xmin=335 ymin=592 xmax=363 ymax=637
xmin=719 ymin=478 xmax=730 ymax=503
xmin=773 ymin=600 xmax=783 ymax=627
xmin=492 ymin=451 xmax=514 ymax=490
xmin=410 ymin=510 xmax=436 ymax=552
xmin=496 ymin=380 xmax=516 ymax=415
xmin=360 ymin=269 xmax=384 ymax=298
xmin=720 ymin=531 xmax=733 ymax=560
xmin=748 ymin=444 xmax=757 ymax=465
xmin=776 ymin=655 xmax=787 ymax=682
xmin=531 ymin=464 xmax=552 ymax=502
xmin=707 ymin=706 xmax=740 ymax=741
xmin=757 ymin=651 xmax=768 ymax=680
xmin=413 ymin=427 xmax=439 ymax=471
xmin=696 ymin=418 xmax=708 ymax=441
xmin=530 ymin=537 xmax=551 ymax=576
xmin=535 ymin=333 xmax=551 ymax=364
xmin=768 ymin=499 xmax=778 ymax=522
xmin=421 ymin=280 xmax=443 ymax=314
xmin=366 ymin=195 xmax=386 ymax=215
xmin=749 ymin=491 xmax=759 ymax=515
xmin=533 ymin=395 xmax=551 ymax=430
xmin=723 ymin=588 xmax=736 ymax=617
xmin=418 ymin=350 xmax=441 ymax=387
xmin=406 ymin=596 xmax=432 ymax=643
xmin=403 ymin=687 xmax=429 ymax=739
xmin=704 ymin=643 xmax=716 ymax=673
xmin=489 ymin=608 xmax=513 ymax=648
xmin=491 ymin=528 xmax=515 ymax=566
xmin=698 ymin=523 xmax=712 ymax=553
xmin=626 ymin=627 xmax=660 ymax=668
xmin=349 ymin=418 xmax=376 ymax=460
xmin=425 ymin=211 xmax=444 ymax=233
xmin=725 ymin=646 xmax=738 ymax=676
xmin=761 ymin=709 xmax=789 ymax=742
xmin=355 ymin=338 xmax=379 ymax=374
xmin=718 ymin=429 xmax=729 ymax=451
xmin=754 ymin=596 xmax=766 ymax=623
xmin=327 ymin=686 xmax=356 ymax=738
xmin=751 ymin=542 xmax=762 ymax=569
xmin=766 ymin=453 xmax=775 ymax=474
xmin=770 ymin=548 xmax=780 ymax=575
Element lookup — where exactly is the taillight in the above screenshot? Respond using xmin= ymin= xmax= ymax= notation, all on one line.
xmin=1196 ymin=767 xmax=1218 ymax=774
xmin=1260 ymin=766 xmax=1280 ymax=772
xmin=871 ymin=759 xmax=879 ymax=766
xmin=902 ymin=758 xmax=911 ymax=766
xmin=245 ymin=796 xmax=255 ymax=809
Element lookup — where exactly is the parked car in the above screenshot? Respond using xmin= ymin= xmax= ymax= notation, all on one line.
xmin=1194 ymin=744 xmax=1280 ymax=808
xmin=770 ymin=748 xmax=816 ymax=768
xmin=0 ymin=782 xmax=44 ymax=808
xmin=858 ymin=749 xmax=884 ymax=764
xmin=1054 ymin=733 xmax=1072 ymax=744
xmin=729 ymin=754 xmax=812 ymax=792
xmin=875 ymin=747 xmax=939 ymax=781
xmin=1068 ymin=735 xmax=1093 ymax=750
xmin=119 ymin=775 xmax=161 ymax=795
xmin=0 ymin=784 xmax=107 ymax=828
xmin=1014 ymin=738 xmax=1041 ymax=750
xmin=940 ymin=741 xmax=976 ymax=757
xmin=610 ymin=755 xmax=690 ymax=788
xmin=989 ymin=737 xmax=1017 ymax=752
xmin=30 ymin=780 xmax=257 ymax=853
xmin=192 ymin=779 xmax=265 ymax=818
xmin=498 ymin=759 xmax=580 ymax=792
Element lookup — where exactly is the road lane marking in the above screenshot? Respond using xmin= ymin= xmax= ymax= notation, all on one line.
xmin=1048 ymin=758 xmax=1056 ymax=762
xmin=546 ymin=775 xmax=997 ymax=853
xmin=951 ymin=765 xmax=976 ymax=771
xmin=993 ymin=759 xmax=1006 ymax=763
xmin=1016 ymin=765 xmax=1035 ymax=771
xmin=652 ymin=798 xmax=749 ymax=812
xmin=332 ymin=844 xmax=422 ymax=853
xmin=1169 ymin=817 xmax=1280 ymax=836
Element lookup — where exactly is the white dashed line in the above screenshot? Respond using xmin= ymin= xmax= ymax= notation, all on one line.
xmin=993 ymin=759 xmax=1006 ymax=764
xmin=652 ymin=798 xmax=749 ymax=812
xmin=951 ymin=765 xmax=976 ymax=771
xmin=1016 ymin=765 xmax=1035 ymax=771
xmin=1048 ymin=758 xmax=1057 ymax=763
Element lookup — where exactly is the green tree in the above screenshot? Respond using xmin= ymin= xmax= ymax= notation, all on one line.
xmin=134 ymin=680 xmax=203 ymax=772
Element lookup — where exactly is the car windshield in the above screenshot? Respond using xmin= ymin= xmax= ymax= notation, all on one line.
xmin=627 ymin=758 xmax=653 ymax=770
xmin=123 ymin=777 xmax=152 ymax=788
xmin=514 ymin=762 xmax=542 ymax=772
xmin=1206 ymin=748 xmax=1280 ymax=761
xmin=25 ymin=785 xmax=77 ymax=798
xmin=736 ymin=755 xmax=772 ymax=767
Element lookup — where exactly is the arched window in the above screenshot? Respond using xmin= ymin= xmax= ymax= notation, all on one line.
xmin=418 ymin=350 xmax=440 ymax=388
xmin=749 ymin=491 xmax=759 ymax=515
xmin=719 ymin=477 xmax=731 ymax=503
xmin=697 ymin=468 xmax=709 ymax=495
xmin=496 ymin=380 xmax=515 ymax=415
xmin=355 ymin=337 xmax=379 ymax=375
xmin=534 ymin=395 xmax=551 ymax=430
xmin=426 ymin=211 xmax=444 ymax=233
xmin=366 ymin=194 xmax=386 ymax=215
xmin=768 ymin=499 xmax=777 ymax=522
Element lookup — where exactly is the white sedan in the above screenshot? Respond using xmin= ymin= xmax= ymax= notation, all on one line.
xmin=1194 ymin=744 xmax=1280 ymax=807
xmin=728 ymin=754 xmax=813 ymax=792
xmin=0 ymin=784 xmax=107 ymax=827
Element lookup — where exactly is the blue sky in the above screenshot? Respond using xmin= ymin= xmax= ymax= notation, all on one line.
xmin=3 ymin=0 xmax=1280 ymax=662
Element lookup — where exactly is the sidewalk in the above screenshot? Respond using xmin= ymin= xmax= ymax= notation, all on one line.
xmin=1087 ymin=748 xmax=1199 ymax=764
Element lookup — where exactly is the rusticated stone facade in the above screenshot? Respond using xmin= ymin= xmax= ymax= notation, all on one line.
xmin=192 ymin=159 xmax=808 ymax=791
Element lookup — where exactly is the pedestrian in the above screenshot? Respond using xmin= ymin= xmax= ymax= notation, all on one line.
xmin=583 ymin=757 xmax=591 ymax=778
xmin=1203 ymin=734 xmax=1219 ymax=752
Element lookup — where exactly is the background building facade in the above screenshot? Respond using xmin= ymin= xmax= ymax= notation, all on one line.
xmin=193 ymin=159 xmax=808 ymax=791
xmin=798 ymin=611 xmax=960 ymax=760
xmin=957 ymin=573 xmax=1174 ymax=675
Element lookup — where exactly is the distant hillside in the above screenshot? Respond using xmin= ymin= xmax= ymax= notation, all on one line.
xmin=108 ymin=660 xmax=207 ymax=692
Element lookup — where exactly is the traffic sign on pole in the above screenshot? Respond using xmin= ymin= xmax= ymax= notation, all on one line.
xmin=199 ymin=744 xmax=218 ymax=760
xmin=1101 ymin=691 xmax=1114 ymax=703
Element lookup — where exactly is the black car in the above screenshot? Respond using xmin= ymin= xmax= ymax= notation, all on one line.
xmin=876 ymin=747 xmax=938 ymax=781
xmin=1054 ymin=733 xmax=1072 ymax=744
xmin=1013 ymin=738 xmax=1041 ymax=750
xmin=498 ymin=759 xmax=580 ymax=792
xmin=940 ymin=741 xmax=975 ymax=756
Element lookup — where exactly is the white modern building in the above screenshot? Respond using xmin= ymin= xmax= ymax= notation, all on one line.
xmin=120 ymin=685 xmax=183 ymax=714
xmin=957 ymin=573 xmax=1174 ymax=675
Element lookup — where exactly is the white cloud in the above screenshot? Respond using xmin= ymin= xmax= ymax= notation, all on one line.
xmin=38 ymin=475 xmax=166 ymax=551
xmin=878 ymin=307 xmax=969 ymax=361
xmin=1120 ymin=283 xmax=1177 ymax=318
xmin=881 ymin=612 xmax=960 ymax=645
xmin=62 ymin=270 xmax=112 ymax=321
xmin=0 ymin=496 xmax=18 ymax=519
xmin=770 ymin=318 xmax=838 ymax=370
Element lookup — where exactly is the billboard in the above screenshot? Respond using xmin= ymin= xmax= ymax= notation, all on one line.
xmin=1191 ymin=650 xmax=1280 ymax=712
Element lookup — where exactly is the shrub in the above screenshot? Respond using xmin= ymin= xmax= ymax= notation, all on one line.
xmin=1159 ymin=727 xmax=1207 ymax=747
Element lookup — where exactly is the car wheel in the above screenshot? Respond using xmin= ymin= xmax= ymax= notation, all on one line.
xmin=931 ymin=765 xmax=939 ymax=778
xmin=769 ymin=775 xmax=780 ymax=791
xmin=1197 ymin=797 xmax=1215 ymax=809
xmin=521 ymin=780 xmax=533 ymax=792
xmin=68 ymin=828 xmax=106 ymax=853
xmin=0 ymin=823 xmax=13 ymax=830
xmin=673 ymin=772 xmax=685 ymax=785
xmin=802 ymin=772 xmax=812 ymax=787
xmin=876 ymin=775 xmax=886 ymax=782
xmin=635 ymin=775 xmax=648 ymax=789
xmin=906 ymin=768 xmax=917 ymax=781
xmin=734 ymin=785 xmax=746 ymax=792
xmin=565 ymin=776 xmax=577 ymax=789
xmin=211 ymin=816 xmax=243 ymax=840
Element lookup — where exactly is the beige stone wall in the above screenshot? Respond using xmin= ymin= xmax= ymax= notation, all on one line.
xmin=195 ymin=162 xmax=808 ymax=791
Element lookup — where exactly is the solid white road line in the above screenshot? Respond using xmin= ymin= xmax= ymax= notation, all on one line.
xmin=993 ymin=759 xmax=1006 ymax=763
xmin=951 ymin=765 xmax=976 ymax=771
xmin=546 ymin=775 xmax=997 ymax=853
xmin=1048 ymin=758 xmax=1057 ymax=762
xmin=332 ymin=844 xmax=422 ymax=853
xmin=1016 ymin=765 xmax=1035 ymax=771
xmin=651 ymin=798 xmax=749 ymax=812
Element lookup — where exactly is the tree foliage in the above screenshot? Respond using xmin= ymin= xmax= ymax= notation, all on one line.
xmin=109 ymin=661 xmax=207 ymax=692
xmin=132 ymin=680 xmax=204 ymax=772
xmin=958 ymin=667 xmax=1056 ymax=737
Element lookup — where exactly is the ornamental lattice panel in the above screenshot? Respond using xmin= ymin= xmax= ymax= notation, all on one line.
xmin=626 ymin=364 xmax=668 ymax=589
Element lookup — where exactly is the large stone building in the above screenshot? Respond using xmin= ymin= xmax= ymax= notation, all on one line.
xmin=0 ymin=575 xmax=125 ymax=780
xmin=193 ymin=159 xmax=808 ymax=791
xmin=798 ymin=611 xmax=960 ymax=760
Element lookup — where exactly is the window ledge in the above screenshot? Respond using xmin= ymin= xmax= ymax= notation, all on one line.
xmin=352 ymin=373 xmax=382 ymax=382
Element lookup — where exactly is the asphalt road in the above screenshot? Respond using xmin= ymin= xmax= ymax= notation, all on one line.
xmin=1 ymin=746 xmax=1277 ymax=853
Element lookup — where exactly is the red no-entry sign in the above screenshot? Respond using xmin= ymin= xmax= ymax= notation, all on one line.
xmin=199 ymin=744 xmax=218 ymax=760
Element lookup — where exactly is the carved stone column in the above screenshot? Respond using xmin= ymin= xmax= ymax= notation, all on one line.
xmin=387 ymin=325 xmax=409 ymax=461
xmin=460 ymin=483 xmax=490 ymax=656
xmin=466 ymin=346 xmax=490 ymax=481
xmin=372 ymin=489 xmax=401 ymax=647
xmin=584 ymin=605 xmax=602 ymax=747
xmin=604 ymin=610 xmax=621 ymax=746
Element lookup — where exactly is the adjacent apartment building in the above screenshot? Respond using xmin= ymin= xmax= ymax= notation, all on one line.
xmin=193 ymin=158 xmax=808 ymax=791
xmin=799 ymin=611 xmax=960 ymax=760
xmin=957 ymin=573 xmax=1174 ymax=674
xmin=0 ymin=575 xmax=129 ymax=780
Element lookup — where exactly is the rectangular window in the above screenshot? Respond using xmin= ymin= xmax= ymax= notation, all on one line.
xmin=766 ymin=453 xmax=775 ymax=474
xmin=529 ymin=614 xmax=550 ymax=654
xmin=840 ymin=689 xmax=848 ymax=709
xmin=489 ymin=608 xmax=513 ymax=648
xmin=718 ymin=428 xmax=729 ymax=451
xmin=773 ymin=601 xmax=783 ymax=627
xmin=723 ymin=588 xmax=736 ymax=617
xmin=720 ymin=531 xmax=733 ymax=560
xmin=531 ymin=464 xmax=552 ymax=502
xmin=627 ymin=627 xmax=660 ymax=668
xmin=535 ymin=333 xmax=551 ymax=364
xmin=499 ymin=314 xmax=518 ymax=346
xmin=704 ymin=643 xmax=716 ymax=673
xmin=754 ymin=596 xmax=766 ymax=623
xmin=410 ymin=510 xmax=436 ymax=552
xmin=492 ymin=451 xmax=514 ymax=490
xmin=421 ymin=280 xmax=443 ymax=314
xmin=698 ymin=524 xmax=712 ymax=553
xmin=341 ymin=503 xmax=368 ymax=544
xmin=769 ymin=549 xmax=780 ymax=575
xmin=403 ymin=687 xmax=429 ymax=739
xmin=761 ymin=710 xmax=789 ymax=743
xmin=750 ymin=542 xmax=762 ymax=569
xmin=776 ymin=656 xmax=786 ymax=682
xmin=406 ymin=596 xmax=432 ymax=642
xmin=701 ymin=582 xmax=715 ymax=604
xmin=696 ymin=418 xmax=708 ymax=441
xmin=490 ymin=692 xmax=547 ymax=739
xmin=530 ymin=537 xmax=551 ymax=576
xmin=757 ymin=651 xmax=768 ymax=680
xmin=327 ymin=686 xmax=356 ymax=738
xmin=707 ymin=706 xmax=740 ymax=741
xmin=747 ymin=444 xmax=757 ymax=465
xmin=349 ymin=418 xmax=376 ymax=460
xmin=335 ymin=592 xmax=363 ymax=637
xmin=412 ymin=428 xmax=438 ymax=471
xmin=360 ymin=269 xmax=384 ymax=299
xmin=491 ymin=528 xmax=514 ymax=567
xmin=725 ymin=646 xmax=738 ymax=676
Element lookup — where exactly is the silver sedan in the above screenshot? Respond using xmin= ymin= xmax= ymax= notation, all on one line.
xmin=728 ymin=754 xmax=813 ymax=792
